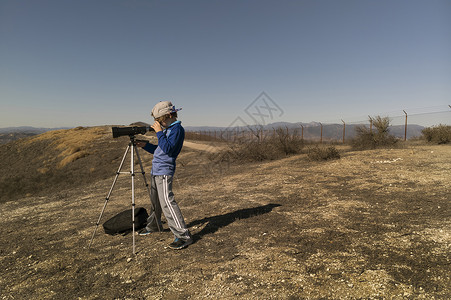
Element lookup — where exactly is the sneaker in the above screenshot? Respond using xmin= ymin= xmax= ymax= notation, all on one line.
xmin=137 ymin=228 xmax=152 ymax=236
xmin=168 ymin=237 xmax=193 ymax=250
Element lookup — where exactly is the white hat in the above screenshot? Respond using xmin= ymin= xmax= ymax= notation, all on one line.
xmin=151 ymin=101 xmax=182 ymax=119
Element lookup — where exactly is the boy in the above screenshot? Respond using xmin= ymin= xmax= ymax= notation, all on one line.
xmin=136 ymin=101 xmax=192 ymax=250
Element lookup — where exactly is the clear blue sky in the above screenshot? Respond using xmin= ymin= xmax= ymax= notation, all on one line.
xmin=1 ymin=0 xmax=450 ymax=128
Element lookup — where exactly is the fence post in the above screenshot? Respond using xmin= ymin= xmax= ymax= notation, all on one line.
xmin=320 ymin=122 xmax=323 ymax=144
xmin=368 ymin=116 xmax=373 ymax=133
xmin=301 ymin=125 xmax=304 ymax=141
xmin=341 ymin=119 xmax=346 ymax=143
xmin=403 ymin=110 xmax=408 ymax=141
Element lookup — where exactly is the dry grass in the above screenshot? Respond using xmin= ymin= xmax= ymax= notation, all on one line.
xmin=307 ymin=145 xmax=341 ymax=161
xmin=58 ymin=150 xmax=90 ymax=168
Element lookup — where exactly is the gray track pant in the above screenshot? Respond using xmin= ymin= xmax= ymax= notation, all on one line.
xmin=145 ymin=175 xmax=191 ymax=240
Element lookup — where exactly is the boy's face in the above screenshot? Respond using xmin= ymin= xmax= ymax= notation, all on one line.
xmin=155 ymin=115 xmax=173 ymax=128
xmin=159 ymin=119 xmax=169 ymax=127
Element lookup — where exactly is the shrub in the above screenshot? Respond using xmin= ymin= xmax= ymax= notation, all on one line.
xmin=307 ymin=146 xmax=340 ymax=161
xmin=351 ymin=116 xmax=398 ymax=150
xmin=421 ymin=124 xmax=451 ymax=144
xmin=274 ymin=127 xmax=304 ymax=155
xmin=222 ymin=127 xmax=304 ymax=162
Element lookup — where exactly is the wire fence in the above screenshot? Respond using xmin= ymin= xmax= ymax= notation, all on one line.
xmin=186 ymin=108 xmax=451 ymax=143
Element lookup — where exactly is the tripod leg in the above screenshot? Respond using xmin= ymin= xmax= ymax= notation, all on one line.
xmin=135 ymin=146 xmax=162 ymax=232
xmin=88 ymin=144 xmax=131 ymax=249
xmin=131 ymin=143 xmax=136 ymax=255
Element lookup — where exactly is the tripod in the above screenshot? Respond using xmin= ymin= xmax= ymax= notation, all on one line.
xmin=88 ymin=135 xmax=160 ymax=254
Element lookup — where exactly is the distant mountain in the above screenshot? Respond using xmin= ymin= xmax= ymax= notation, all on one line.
xmin=0 ymin=126 xmax=72 ymax=144
xmin=0 ymin=126 xmax=72 ymax=133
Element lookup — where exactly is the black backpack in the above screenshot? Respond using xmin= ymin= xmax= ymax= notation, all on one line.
xmin=103 ymin=207 xmax=149 ymax=235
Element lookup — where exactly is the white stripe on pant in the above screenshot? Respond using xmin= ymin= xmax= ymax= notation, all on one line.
xmin=163 ymin=175 xmax=182 ymax=229
xmin=145 ymin=175 xmax=190 ymax=239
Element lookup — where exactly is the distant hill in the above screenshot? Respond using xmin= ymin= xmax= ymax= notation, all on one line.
xmin=0 ymin=126 xmax=73 ymax=145
xmin=0 ymin=126 xmax=73 ymax=133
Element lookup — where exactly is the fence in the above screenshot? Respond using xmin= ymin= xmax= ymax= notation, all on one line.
xmin=186 ymin=108 xmax=451 ymax=143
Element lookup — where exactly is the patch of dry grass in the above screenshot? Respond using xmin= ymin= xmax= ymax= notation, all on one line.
xmin=58 ymin=150 xmax=90 ymax=168
xmin=307 ymin=145 xmax=341 ymax=161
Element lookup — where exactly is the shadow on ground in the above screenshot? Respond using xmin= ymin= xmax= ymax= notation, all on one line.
xmin=188 ymin=203 xmax=281 ymax=243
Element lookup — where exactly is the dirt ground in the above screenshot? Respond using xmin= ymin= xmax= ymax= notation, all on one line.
xmin=0 ymin=142 xmax=450 ymax=299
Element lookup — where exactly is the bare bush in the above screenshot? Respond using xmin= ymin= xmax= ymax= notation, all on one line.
xmin=351 ymin=116 xmax=398 ymax=150
xmin=274 ymin=127 xmax=304 ymax=155
xmin=422 ymin=124 xmax=451 ymax=144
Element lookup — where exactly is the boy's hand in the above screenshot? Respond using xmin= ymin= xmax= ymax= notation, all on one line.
xmin=151 ymin=121 xmax=163 ymax=133
xmin=135 ymin=140 xmax=148 ymax=148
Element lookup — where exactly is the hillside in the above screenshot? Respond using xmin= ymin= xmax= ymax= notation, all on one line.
xmin=0 ymin=127 xmax=450 ymax=299
xmin=0 ymin=126 xmax=130 ymax=202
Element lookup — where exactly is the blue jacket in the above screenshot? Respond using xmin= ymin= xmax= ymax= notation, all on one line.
xmin=142 ymin=121 xmax=185 ymax=176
